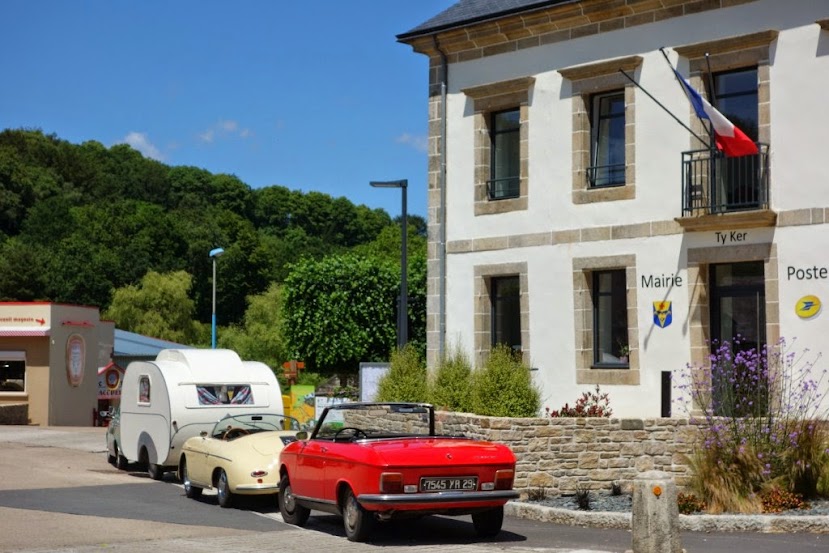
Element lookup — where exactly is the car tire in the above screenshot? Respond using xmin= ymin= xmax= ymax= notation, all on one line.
xmin=342 ymin=487 xmax=374 ymax=542
xmin=148 ymin=462 xmax=164 ymax=481
xmin=472 ymin=506 xmax=504 ymax=537
xmin=115 ymin=443 xmax=129 ymax=471
xmin=278 ymin=473 xmax=310 ymax=526
xmin=181 ymin=459 xmax=202 ymax=499
xmin=217 ymin=469 xmax=233 ymax=508
xmin=107 ymin=449 xmax=116 ymax=465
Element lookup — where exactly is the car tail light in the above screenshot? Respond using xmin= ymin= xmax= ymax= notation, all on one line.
xmin=380 ymin=472 xmax=403 ymax=494
xmin=494 ymin=469 xmax=514 ymax=490
xmin=250 ymin=470 xmax=268 ymax=478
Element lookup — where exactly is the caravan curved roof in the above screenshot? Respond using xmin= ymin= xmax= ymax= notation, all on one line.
xmin=153 ymin=349 xmax=269 ymax=383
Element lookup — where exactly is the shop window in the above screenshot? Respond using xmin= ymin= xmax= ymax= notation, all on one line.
xmin=0 ymin=352 xmax=25 ymax=392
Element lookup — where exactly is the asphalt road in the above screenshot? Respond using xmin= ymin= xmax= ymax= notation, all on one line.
xmin=0 ymin=426 xmax=826 ymax=553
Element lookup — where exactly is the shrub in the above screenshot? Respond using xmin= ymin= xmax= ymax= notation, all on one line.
xmin=470 ymin=345 xmax=540 ymax=417
xmin=546 ymin=385 xmax=612 ymax=418
xmin=574 ymin=484 xmax=592 ymax=510
xmin=430 ymin=345 xmax=473 ymax=413
xmin=677 ymin=492 xmax=707 ymax=515
xmin=374 ymin=344 xmax=429 ymax=403
xmin=675 ymin=337 xmax=829 ymax=510
xmin=760 ymin=486 xmax=809 ymax=513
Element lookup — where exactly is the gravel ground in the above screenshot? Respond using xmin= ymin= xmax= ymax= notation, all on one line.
xmin=531 ymin=492 xmax=829 ymax=516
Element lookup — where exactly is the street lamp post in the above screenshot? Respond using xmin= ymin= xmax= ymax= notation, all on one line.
xmin=369 ymin=179 xmax=408 ymax=349
xmin=209 ymin=247 xmax=225 ymax=349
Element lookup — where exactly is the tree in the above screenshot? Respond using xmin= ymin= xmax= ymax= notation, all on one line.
xmin=218 ymin=283 xmax=287 ymax=371
xmin=283 ymin=254 xmax=398 ymax=376
xmin=104 ymin=270 xmax=200 ymax=344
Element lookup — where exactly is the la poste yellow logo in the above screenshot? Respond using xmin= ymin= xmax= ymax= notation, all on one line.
xmin=795 ymin=295 xmax=821 ymax=319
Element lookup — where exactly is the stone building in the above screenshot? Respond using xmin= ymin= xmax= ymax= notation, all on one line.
xmin=398 ymin=0 xmax=829 ymax=417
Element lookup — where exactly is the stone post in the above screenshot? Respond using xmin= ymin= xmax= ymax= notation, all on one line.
xmin=630 ymin=470 xmax=682 ymax=553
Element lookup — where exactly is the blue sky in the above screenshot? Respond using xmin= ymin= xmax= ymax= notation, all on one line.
xmin=1 ymin=1 xmax=454 ymax=218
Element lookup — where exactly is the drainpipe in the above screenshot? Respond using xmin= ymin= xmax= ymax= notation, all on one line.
xmin=433 ymin=35 xmax=448 ymax=361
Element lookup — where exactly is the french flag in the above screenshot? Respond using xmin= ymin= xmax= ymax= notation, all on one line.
xmin=674 ymin=68 xmax=759 ymax=157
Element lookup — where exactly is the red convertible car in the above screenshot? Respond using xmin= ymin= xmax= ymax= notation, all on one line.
xmin=278 ymin=402 xmax=519 ymax=542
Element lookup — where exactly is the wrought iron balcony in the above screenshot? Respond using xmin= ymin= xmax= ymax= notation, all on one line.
xmin=681 ymin=143 xmax=769 ymax=216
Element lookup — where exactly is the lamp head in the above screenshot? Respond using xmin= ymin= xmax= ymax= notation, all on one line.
xmin=369 ymin=179 xmax=407 ymax=189
xmin=209 ymin=247 xmax=225 ymax=258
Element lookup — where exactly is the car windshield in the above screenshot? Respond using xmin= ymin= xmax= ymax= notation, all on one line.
xmin=211 ymin=413 xmax=303 ymax=439
xmin=313 ymin=403 xmax=434 ymax=440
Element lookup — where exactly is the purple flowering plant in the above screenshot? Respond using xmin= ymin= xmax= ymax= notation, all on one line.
xmin=674 ymin=337 xmax=829 ymax=505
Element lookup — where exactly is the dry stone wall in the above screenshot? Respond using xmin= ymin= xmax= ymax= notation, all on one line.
xmin=435 ymin=411 xmax=703 ymax=495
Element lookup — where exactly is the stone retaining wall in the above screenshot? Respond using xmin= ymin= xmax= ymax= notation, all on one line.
xmin=435 ymin=411 xmax=703 ymax=495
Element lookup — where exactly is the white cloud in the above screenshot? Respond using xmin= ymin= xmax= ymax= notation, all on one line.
xmin=121 ymin=132 xmax=163 ymax=160
xmin=198 ymin=119 xmax=252 ymax=143
xmin=395 ymin=133 xmax=428 ymax=153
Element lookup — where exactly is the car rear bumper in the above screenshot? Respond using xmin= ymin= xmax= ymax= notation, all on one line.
xmin=357 ymin=489 xmax=519 ymax=506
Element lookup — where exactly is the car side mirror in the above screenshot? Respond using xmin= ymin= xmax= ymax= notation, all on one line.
xmin=295 ymin=431 xmax=308 ymax=441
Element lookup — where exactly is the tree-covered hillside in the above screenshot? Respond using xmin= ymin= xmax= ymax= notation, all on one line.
xmin=0 ymin=128 xmax=426 ymax=374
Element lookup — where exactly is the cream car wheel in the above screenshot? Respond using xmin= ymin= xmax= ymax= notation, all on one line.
xmin=217 ymin=469 xmax=233 ymax=508
xmin=181 ymin=459 xmax=202 ymax=499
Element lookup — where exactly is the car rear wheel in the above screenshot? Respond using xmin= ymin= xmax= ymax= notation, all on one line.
xmin=278 ymin=474 xmax=310 ymax=526
xmin=181 ymin=459 xmax=202 ymax=499
xmin=342 ymin=487 xmax=374 ymax=542
xmin=217 ymin=469 xmax=233 ymax=508
xmin=472 ymin=506 xmax=504 ymax=537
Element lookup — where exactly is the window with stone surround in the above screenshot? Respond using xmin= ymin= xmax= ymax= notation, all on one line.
xmin=461 ymin=77 xmax=534 ymax=216
xmin=474 ymin=262 xmax=529 ymax=366
xmin=560 ymin=56 xmax=641 ymax=205
xmin=573 ymin=255 xmax=639 ymax=386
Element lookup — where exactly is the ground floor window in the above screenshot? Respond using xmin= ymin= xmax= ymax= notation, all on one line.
xmin=491 ymin=276 xmax=521 ymax=351
xmin=593 ymin=269 xmax=629 ymax=366
xmin=0 ymin=352 xmax=26 ymax=392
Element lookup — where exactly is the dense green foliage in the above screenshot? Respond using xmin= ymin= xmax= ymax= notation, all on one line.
xmin=470 ymin=345 xmax=541 ymax=417
xmin=374 ymin=345 xmax=429 ymax=403
xmin=430 ymin=345 xmax=473 ymax=413
xmin=0 ymin=128 xmax=428 ymax=378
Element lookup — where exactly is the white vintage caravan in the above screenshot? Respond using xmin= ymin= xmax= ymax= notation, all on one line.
xmin=114 ymin=348 xmax=283 ymax=479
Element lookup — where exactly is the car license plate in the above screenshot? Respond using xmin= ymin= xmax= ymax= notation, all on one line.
xmin=420 ymin=476 xmax=478 ymax=492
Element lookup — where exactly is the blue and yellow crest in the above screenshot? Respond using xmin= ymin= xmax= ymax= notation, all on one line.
xmin=795 ymin=295 xmax=821 ymax=319
xmin=653 ymin=301 xmax=672 ymax=328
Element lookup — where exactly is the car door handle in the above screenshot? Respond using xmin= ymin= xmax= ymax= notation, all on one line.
xmin=320 ymin=447 xmax=328 ymax=453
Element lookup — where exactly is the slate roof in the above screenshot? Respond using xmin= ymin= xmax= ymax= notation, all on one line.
xmin=398 ymin=0 xmax=576 ymax=41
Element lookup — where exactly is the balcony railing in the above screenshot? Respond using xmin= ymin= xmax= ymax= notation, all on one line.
xmin=681 ymin=143 xmax=769 ymax=216
xmin=487 ymin=176 xmax=520 ymax=200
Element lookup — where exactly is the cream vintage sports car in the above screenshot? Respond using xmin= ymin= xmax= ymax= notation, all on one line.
xmin=178 ymin=413 xmax=304 ymax=508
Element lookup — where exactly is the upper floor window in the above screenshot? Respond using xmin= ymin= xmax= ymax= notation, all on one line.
xmin=712 ymin=68 xmax=758 ymax=142
xmin=491 ymin=275 xmax=521 ymax=351
xmin=589 ymin=90 xmax=625 ymax=188
xmin=593 ymin=269 xmax=628 ymax=366
xmin=489 ymin=109 xmax=520 ymax=200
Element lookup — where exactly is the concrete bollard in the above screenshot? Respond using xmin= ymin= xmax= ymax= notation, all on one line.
xmin=630 ymin=470 xmax=682 ymax=553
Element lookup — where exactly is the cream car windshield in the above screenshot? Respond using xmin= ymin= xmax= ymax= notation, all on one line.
xmin=211 ymin=413 xmax=302 ymax=439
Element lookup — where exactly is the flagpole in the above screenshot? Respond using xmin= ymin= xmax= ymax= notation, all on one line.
xmin=618 ymin=69 xmax=712 ymax=149
xmin=659 ymin=47 xmax=716 ymax=148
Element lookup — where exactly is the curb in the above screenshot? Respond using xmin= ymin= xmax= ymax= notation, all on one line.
xmin=506 ymin=501 xmax=829 ymax=534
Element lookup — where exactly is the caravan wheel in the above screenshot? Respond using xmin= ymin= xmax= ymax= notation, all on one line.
xmin=148 ymin=462 xmax=164 ymax=480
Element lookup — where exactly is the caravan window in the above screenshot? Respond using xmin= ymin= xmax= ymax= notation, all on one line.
xmin=196 ymin=384 xmax=253 ymax=406
xmin=138 ymin=375 xmax=151 ymax=404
